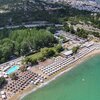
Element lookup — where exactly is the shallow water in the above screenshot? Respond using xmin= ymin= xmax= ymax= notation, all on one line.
xmin=23 ymin=55 xmax=100 ymax=100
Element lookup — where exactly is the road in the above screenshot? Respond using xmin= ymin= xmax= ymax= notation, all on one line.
xmin=0 ymin=23 xmax=63 ymax=30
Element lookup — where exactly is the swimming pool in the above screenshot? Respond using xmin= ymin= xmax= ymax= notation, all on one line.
xmin=6 ymin=65 xmax=19 ymax=75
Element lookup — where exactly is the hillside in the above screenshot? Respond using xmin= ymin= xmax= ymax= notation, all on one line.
xmin=0 ymin=0 xmax=99 ymax=28
xmin=0 ymin=0 xmax=64 ymax=26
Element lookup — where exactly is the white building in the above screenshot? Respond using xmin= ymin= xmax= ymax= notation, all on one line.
xmin=81 ymin=41 xmax=94 ymax=48
xmin=61 ymin=50 xmax=73 ymax=57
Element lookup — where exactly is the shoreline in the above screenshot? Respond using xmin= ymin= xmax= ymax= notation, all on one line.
xmin=9 ymin=49 xmax=100 ymax=100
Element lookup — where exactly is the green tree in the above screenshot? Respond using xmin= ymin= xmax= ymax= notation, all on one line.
xmin=70 ymin=26 xmax=75 ymax=34
xmin=55 ymin=44 xmax=64 ymax=53
xmin=10 ymin=73 xmax=18 ymax=80
xmin=0 ymin=77 xmax=6 ymax=87
xmin=72 ymin=46 xmax=79 ymax=54
xmin=41 ymin=48 xmax=55 ymax=58
xmin=20 ymin=66 xmax=27 ymax=72
xmin=37 ymin=55 xmax=45 ymax=62
xmin=0 ymin=28 xmax=57 ymax=63
xmin=64 ymin=23 xmax=70 ymax=32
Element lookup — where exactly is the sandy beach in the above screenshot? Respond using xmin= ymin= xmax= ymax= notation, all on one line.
xmin=9 ymin=49 xmax=100 ymax=100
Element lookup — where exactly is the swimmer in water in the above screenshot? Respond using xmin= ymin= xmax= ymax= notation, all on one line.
xmin=82 ymin=78 xmax=85 ymax=81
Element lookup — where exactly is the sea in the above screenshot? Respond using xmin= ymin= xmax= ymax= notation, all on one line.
xmin=22 ymin=54 xmax=100 ymax=100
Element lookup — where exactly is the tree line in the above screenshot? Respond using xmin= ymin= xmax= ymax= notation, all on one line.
xmin=64 ymin=24 xmax=100 ymax=39
xmin=24 ymin=45 xmax=64 ymax=65
xmin=0 ymin=28 xmax=57 ymax=63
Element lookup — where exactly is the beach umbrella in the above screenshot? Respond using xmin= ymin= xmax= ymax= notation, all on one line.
xmin=40 ymin=79 xmax=43 ymax=83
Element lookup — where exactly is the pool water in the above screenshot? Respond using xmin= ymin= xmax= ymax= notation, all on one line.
xmin=6 ymin=65 xmax=19 ymax=75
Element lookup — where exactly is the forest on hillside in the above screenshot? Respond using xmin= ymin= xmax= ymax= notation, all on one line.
xmin=0 ymin=0 xmax=99 ymax=28
xmin=0 ymin=0 xmax=100 ymax=64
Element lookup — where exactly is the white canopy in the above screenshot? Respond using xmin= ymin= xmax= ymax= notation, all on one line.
xmin=31 ymin=81 xmax=34 ymax=84
xmin=4 ymin=75 xmax=8 ymax=78
xmin=3 ymin=66 xmax=10 ymax=71
xmin=82 ymin=41 xmax=94 ymax=47
xmin=1 ymin=91 xmax=5 ymax=95
xmin=40 ymin=79 xmax=43 ymax=83
xmin=62 ymin=50 xmax=73 ymax=56
xmin=27 ymin=67 xmax=30 ymax=70
xmin=2 ymin=94 xmax=6 ymax=99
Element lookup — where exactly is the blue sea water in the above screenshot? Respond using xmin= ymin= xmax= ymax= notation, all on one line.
xmin=23 ymin=55 xmax=100 ymax=100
